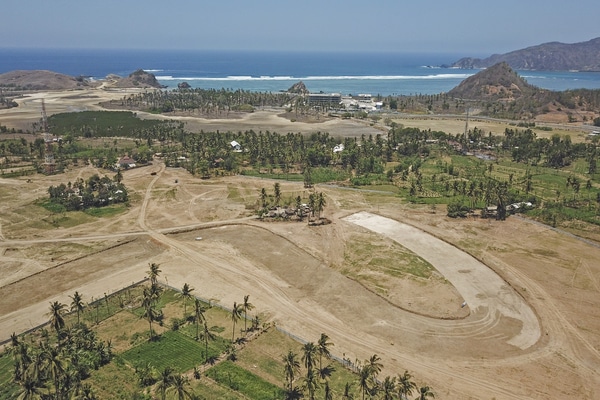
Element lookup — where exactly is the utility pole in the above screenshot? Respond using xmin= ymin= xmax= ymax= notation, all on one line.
xmin=464 ymin=106 xmax=470 ymax=142
xmin=41 ymin=99 xmax=55 ymax=174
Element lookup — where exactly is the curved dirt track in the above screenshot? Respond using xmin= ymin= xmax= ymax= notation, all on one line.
xmin=343 ymin=211 xmax=540 ymax=350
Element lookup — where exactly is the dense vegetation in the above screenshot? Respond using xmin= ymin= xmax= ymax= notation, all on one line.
xmin=104 ymin=88 xmax=297 ymax=115
xmin=3 ymin=109 xmax=600 ymax=231
xmin=46 ymin=111 xmax=184 ymax=145
xmin=46 ymin=173 xmax=128 ymax=212
xmin=388 ymin=88 xmax=600 ymax=120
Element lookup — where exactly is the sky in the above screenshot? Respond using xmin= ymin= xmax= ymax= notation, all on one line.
xmin=3 ymin=0 xmax=599 ymax=56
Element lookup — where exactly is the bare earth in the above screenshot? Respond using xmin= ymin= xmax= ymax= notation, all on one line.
xmin=1 ymin=88 xmax=600 ymax=399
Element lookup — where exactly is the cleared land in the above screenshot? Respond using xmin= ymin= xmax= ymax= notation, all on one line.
xmin=1 ymin=89 xmax=600 ymax=399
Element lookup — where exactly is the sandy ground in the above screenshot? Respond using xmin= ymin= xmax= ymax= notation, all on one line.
xmin=0 ymin=88 xmax=383 ymax=138
xmin=1 ymin=88 xmax=600 ymax=399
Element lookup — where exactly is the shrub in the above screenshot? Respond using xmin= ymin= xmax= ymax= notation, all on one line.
xmin=447 ymin=200 xmax=470 ymax=218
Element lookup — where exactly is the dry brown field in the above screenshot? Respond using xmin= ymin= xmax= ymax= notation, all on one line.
xmin=1 ymin=89 xmax=600 ymax=399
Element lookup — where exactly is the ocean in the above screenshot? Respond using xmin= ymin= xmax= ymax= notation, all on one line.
xmin=2 ymin=48 xmax=600 ymax=96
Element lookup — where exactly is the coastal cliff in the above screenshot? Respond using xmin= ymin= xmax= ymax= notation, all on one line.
xmin=0 ymin=69 xmax=166 ymax=91
xmin=0 ymin=70 xmax=92 ymax=90
xmin=450 ymin=37 xmax=600 ymax=71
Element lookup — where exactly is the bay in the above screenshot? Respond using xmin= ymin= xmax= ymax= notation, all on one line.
xmin=1 ymin=48 xmax=599 ymax=96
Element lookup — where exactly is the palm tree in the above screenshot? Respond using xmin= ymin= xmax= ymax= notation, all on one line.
xmin=47 ymin=301 xmax=67 ymax=340
xmin=193 ymin=298 xmax=207 ymax=340
xmin=295 ymin=195 xmax=304 ymax=220
xmin=70 ymin=291 xmax=85 ymax=325
xmin=156 ymin=366 xmax=175 ymax=400
xmin=134 ymin=361 xmax=156 ymax=387
xmin=284 ymin=387 xmax=303 ymax=400
xmin=274 ymin=182 xmax=281 ymax=206
xmin=169 ymin=374 xmax=193 ymax=400
xmin=317 ymin=363 xmax=335 ymax=382
xmin=317 ymin=333 xmax=333 ymax=371
xmin=141 ymin=289 xmax=160 ymax=340
xmin=303 ymin=164 xmax=312 ymax=188
xmin=200 ymin=320 xmax=217 ymax=361
xmin=72 ymin=383 xmax=97 ymax=400
xmin=308 ymin=193 xmax=316 ymax=219
xmin=62 ymin=368 xmax=82 ymax=399
xmin=357 ymin=364 xmax=373 ymax=400
xmin=178 ymin=283 xmax=194 ymax=317
xmin=23 ymin=351 xmax=42 ymax=386
xmin=260 ymin=187 xmax=268 ymax=208
xmin=146 ymin=282 xmax=163 ymax=303
xmin=302 ymin=368 xmax=320 ymax=400
xmin=9 ymin=334 xmax=30 ymax=383
xmin=381 ymin=376 xmax=397 ymax=400
xmin=324 ymin=382 xmax=333 ymax=400
xmin=242 ymin=294 xmax=254 ymax=332
xmin=342 ymin=382 xmax=354 ymax=400
xmin=282 ymin=350 xmax=300 ymax=392
xmin=416 ymin=386 xmax=435 ymax=400
xmin=301 ymin=342 xmax=318 ymax=374
xmin=9 ymin=332 xmax=20 ymax=348
xmin=15 ymin=373 xmax=48 ymax=400
xmin=230 ymin=302 xmax=243 ymax=342
xmin=148 ymin=262 xmax=161 ymax=285
xmin=316 ymin=192 xmax=326 ymax=218
xmin=397 ymin=370 xmax=416 ymax=400
xmin=41 ymin=344 xmax=67 ymax=400
xmin=367 ymin=354 xmax=383 ymax=378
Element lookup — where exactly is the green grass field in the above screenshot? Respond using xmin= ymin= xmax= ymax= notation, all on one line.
xmin=121 ymin=330 xmax=206 ymax=373
xmin=206 ymin=360 xmax=285 ymax=400
xmin=48 ymin=111 xmax=168 ymax=138
xmin=0 ymin=352 xmax=18 ymax=399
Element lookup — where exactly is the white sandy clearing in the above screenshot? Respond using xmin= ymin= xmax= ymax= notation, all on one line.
xmin=343 ymin=211 xmax=541 ymax=350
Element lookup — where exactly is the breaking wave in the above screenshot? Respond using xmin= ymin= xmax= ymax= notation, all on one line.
xmin=155 ymin=73 xmax=474 ymax=81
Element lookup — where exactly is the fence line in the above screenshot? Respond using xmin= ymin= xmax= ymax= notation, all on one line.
xmin=158 ymin=282 xmax=253 ymax=324
xmin=5 ymin=279 xmax=362 ymax=377
xmin=161 ymin=282 xmax=361 ymax=372
xmin=274 ymin=326 xmax=359 ymax=374
xmin=0 ymin=278 xmax=149 ymax=348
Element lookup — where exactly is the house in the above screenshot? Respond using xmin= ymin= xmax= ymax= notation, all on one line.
xmin=507 ymin=202 xmax=533 ymax=212
xmin=483 ymin=205 xmax=498 ymax=217
xmin=116 ymin=155 xmax=136 ymax=169
xmin=231 ymin=141 xmax=242 ymax=152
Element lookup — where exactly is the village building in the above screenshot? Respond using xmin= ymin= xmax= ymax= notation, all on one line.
xmin=116 ymin=155 xmax=136 ymax=169
xmin=230 ymin=141 xmax=242 ymax=151
xmin=308 ymin=93 xmax=342 ymax=106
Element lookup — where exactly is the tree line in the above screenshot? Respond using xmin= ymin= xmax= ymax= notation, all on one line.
xmin=4 ymin=109 xmax=600 ymax=227
xmin=47 ymin=173 xmax=128 ymax=211
xmin=108 ymin=87 xmax=297 ymax=115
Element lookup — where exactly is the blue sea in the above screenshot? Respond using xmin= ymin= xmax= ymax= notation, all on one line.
xmin=2 ymin=48 xmax=600 ymax=96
